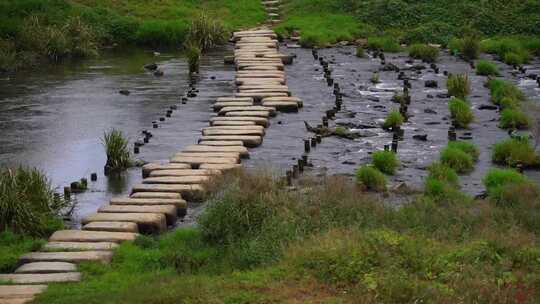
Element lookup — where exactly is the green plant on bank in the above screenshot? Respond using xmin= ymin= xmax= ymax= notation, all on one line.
xmin=492 ymin=137 xmax=539 ymax=167
xmin=0 ymin=231 xmax=44 ymax=273
xmin=446 ymin=73 xmax=471 ymax=99
xmin=481 ymin=37 xmax=531 ymax=65
xmin=475 ymin=60 xmax=500 ymax=76
xmin=185 ymin=43 xmax=201 ymax=74
xmin=448 ymin=97 xmax=474 ymax=128
xmin=448 ymin=35 xmax=480 ymax=61
xmin=366 ymin=36 xmax=401 ymax=52
xmin=448 ymin=141 xmax=480 ymax=161
xmin=483 ymin=168 xmax=538 ymax=205
xmin=356 ymin=165 xmax=386 ymax=191
xmin=427 ymin=162 xmax=459 ymax=188
xmin=408 ymin=43 xmax=439 ymax=63
xmin=440 ymin=142 xmax=478 ymax=174
xmin=382 ymin=110 xmax=404 ymax=129
xmin=0 ymin=166 xmax=67 ymax=237
xmin=355 ymin=46 xmax=365 ymax=58
xmin=185 ymin=12 xmax=228 ymax=52
xmin=102 ymin=129 xmax=131 ymax=171
xmin=500 ymin=108 xmax=530 ymax=129
xmin=372 ymin=150 xmax=399 ymax=175
xmin=488 ymin=79 xmax=526 ymax=106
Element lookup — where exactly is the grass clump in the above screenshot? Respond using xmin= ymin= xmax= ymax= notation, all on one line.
xmin=366 ymin=36 xmax=401 ymax=52
xmin=356 ymin=166 xmax=386 ymax=191
xmin=427 ymin=162 xmax=459 ymax=187
xmin=185 ymin=12 xmax=228 ymax=52
xmin=372 ymin=151 xmax=399 ymax=175
xmin=382 ymin=110 xmax=404 ymax=129
xmin=355 ymin=46 xmax=365 ymax=58
xmin=476 ymin=60 xmax=500 ymax=76
xmin=448 ymin=97 xmax=474 ymax=128
xmin=408 ymin=43 xmax=439 ymax=63
xmin=446 ymin=74 xmax=471 ymax=99
xmin=448 ymin=141 xmax=480 ymax=161
xmin=492 ymin=137 xmax=538 ymax=167
xmin=483 ymin=169 xmax=538 ymax=205
xmin=0 ymin=167 xmax=67 ymax=236
xmin=440 ymin=146 xmax=475 ymax=174
xmin=448 ymin=35 xmax=480 ymax=60
xmin=0 ymin=231 xmax=44 ymax=272
xmin=102 ymin=129 xmax=131 ymax=171
xmin=185 ymin=44 xmax=201 ymax=74
xmin=500 ymin=108 xmax=530 ymax=130
xmin=481 ymin=37 xmax=531 ymax=65
xmin=488 ymin=79 xmax=526 ymax=106
xmin=424 ymin=162 xmax=461 ymax=198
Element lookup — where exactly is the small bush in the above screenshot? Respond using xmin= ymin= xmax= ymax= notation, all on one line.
xmin=356 ymin=46 xmax=365 ymax=58
xmin=366 ymin=36 xmax=401 ymax=52
xmin=440 ymin=147 xmax=474 ymax=174
xmin=461 ymin=35 xmax=480 ymax=61
xmin=408 ymin=44 xmax=439 ymax=63
xmin=356 ymin=166 xmax=386 ymax=191
xmin=476 ymin=60 xmax=499 ymax=76
xmin=382 ymin=110 xmax=404 ymax=129
xmin=447 ymin=74 xmax=471 ymax=99
xmin=0 ymin=167 xmax=67 ymax=236
xmin=372 ymin=151 xmax=399 ymax=175
xmin=492 ymin=138 xmax=537 ymax=167
xmin=447 ymin=141 xmax=480 ymax=161
xmin=0 ymin=38 xmax=18 ymax=72
xmin=483 ymin=169 xmax=537 ymax=205
xmin=500 ymin=108 xmax=529 ymax=129
xmin=499 ymin=97 xmax=519 ymax=110
xmin=448 ymin=97 xmax=474 ymax=128
xmin=427 ymin=162 xmax=459 ymax=187
xmin=102 ymin=129 xmax=131 ymax=171
xmin=448 ymin=37 xmax=463 ymax=56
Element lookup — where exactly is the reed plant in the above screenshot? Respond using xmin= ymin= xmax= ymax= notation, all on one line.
xmin=102 ymin=129 xmax=132 ymax=171
xmin=185 ymin=43 xmax=201 ymax=74
xmin=446 ymin=74 xmax=471 ymax=99
xmin=448 ymin=97 xmax=474 ymax=128
xmin=185 ymin=12 xmax=229 ymax=52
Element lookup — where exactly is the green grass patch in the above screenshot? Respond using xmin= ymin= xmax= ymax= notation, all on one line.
xmin=481 ymin=37 xmax=531 ymax=65
xmin=102 ymin=129 xmax=131 ymax=171
xmin=492 ymin=137 xmax=539 ymax=167
xmin=488 ymin=79 xmax=526 ymax=106
xmin=476 ymin=60 xmax=500 ymax=76
xmin=483 ymin=169 xmax=539 ymax=206
xmin=440 ymin=146 xmax=474 ymax=174
xmin=500 ymin=108 xmax=530 ymax=130
xmin=356 ymin=166 xmax=386 ymax=191
xmin=0 ymin=231 xmax=44 ymax=273
xmin=408 ymin=43 xmax=439 ymax=63
xmin=447 ymin=74 xmax=471 ymax=99
xmin=372 ymin=151 xmax=399 ymax=175
xmin=366 ymin=36 xmax=401 ymax=52
xmin=448 ymin=97 xmax=474 ymax=128
xmin=382 ymin=110 xmax=404 ymax=129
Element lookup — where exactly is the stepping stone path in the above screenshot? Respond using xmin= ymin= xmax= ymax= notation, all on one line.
xmin=0 ymin=2 xmax=301 ymax=301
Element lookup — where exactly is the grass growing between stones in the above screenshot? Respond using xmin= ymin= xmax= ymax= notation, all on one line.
xmin=355 ymin=166 xmax=387 ymax=191
xmin=492 ymin=137 xmax=539 ymax=168
xmin=0 ymin=231 xmax=45 ymax=273
xmin=371 ymin=151 xmax=399 ymax=175
xmin=476 ymin=60 xmax=500 ymax=76
xmin=446 ymin=74 xmax=471 ymax=99
xmin=382 ymin=110 xmax=404 ymax=129
xmin=408 ymin=44 xmax=439 ymax=63
xmin=440 ymin=141 xmax=479 ymax=174
xmin=448 ymin=97 xmax=474 ymax=128
xmin=34 ymin=169 xmax=540 ymax=303
xmin=102 ymin=129 xmax=132 ymax=171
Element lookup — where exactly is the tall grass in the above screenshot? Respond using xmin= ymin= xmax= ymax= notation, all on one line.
xmin=372 ymin=150 xmax=399 ymax=175
xmin=102 ymin=129 xmax=131 ymax=171
xmin=366 ymin=36 xmax=401 ymax=52
xmin=408 ymin=43 xmax=439 ymax=62
xmin=476 ymin=60 xmax=499 ymax=76
xmin=492 ymin=137 xmax=538 ymax=167
xmin=0 ymin=167 xmax=66 ymax=236
xmin=185 ymin=43 xmax=201 ymax=74
xmin=382 ymin=110 xmax=404 ymax=129
xmin=448 ymin=97 xmax=474 ymax=128
xmin=483 ymin=169 xmax=538 ymax=206
xmin=446 ymin=74 xmax=471 ymax=99
xmin=185 ymin=12 xmax=228 ymax=52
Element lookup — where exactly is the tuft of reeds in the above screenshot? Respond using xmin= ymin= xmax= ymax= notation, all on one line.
xmin=448 ymin=97 xmax=474 ymax=128
xmin=102 ymin=129 xmax=132 ymax=171
xmin=372 ymin=151 xmax=399 ymax=175
xmin=185 ymin=12 xmax=229 ymax=52
xmin=446 ymin=74 xmax=470 ymax=99
xmin=382 ymin=110 xmax=404 ymax=129
xmin=475 ymin=60 xmax=499 ymax=76
xmin=185 ymin=43 xmax=201 ymax=74
xmin=408 ymin=44 xmax=439 ymax=63
xmin=356 ymin=166 xmax=386 ymax=191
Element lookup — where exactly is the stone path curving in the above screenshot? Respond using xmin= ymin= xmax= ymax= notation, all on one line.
xmin=0 ymin=2 xmax=298 ymax=302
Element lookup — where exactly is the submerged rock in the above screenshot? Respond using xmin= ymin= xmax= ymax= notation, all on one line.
xmin=478 ymin=104 xmax=498 ymax=110
xmin=144 ymin=63 xmax=158 ymax=71
xmin=424 ymin=108 xmax=437 ymax=114
xmin=413 ymin=134 xmax=428 ymax=141
xmin=424 ymin=80 xmax=438 ymax=88
xmin=153 ymin=70 xmax=164 ymax=77
xmin=119 ymin=90 xmax=130 ymax=96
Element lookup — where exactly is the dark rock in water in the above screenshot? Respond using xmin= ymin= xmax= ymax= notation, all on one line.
xmin=459 ymin=136 xmax=473 ymax=140
xmin=344 ymin=111 xmax=356 ymax=118
xmin=366 ymin=96 xmax=380 ymax=102
xmin=342 ymin=160 xmax=356 ymax=165
xmin=405 ymin=59 xmax=414 ymax=64
xmin=412 ymin=64 xmax=426 ymax=71
xmin=373 ymin=105 xmax=385 ymax=109
xmin=210 ymin=76 xmax=216 ymax=80
xmin=475 ymin=191 xmax=488 ymax=200
xmin=463 ymin=132 xmax=472 ymax=136
xmin=188 ymin=92 xmax=197 ymax=98
xmin=526 ymin=73 xmax=537 ymax=80
xmin=413 ymin=134 xmax=428 ymax=141
xmin=424 ymin=108 xmax=437 ymax=114
xmin=425 ymin=121 xmax=441 ymax=125
xmin=479 ymin=104 xmax=498 ymax=110
xmin=427 ymin=94 xmax=434 ymax=98
xmin=381 ymin=63 xmax=400 ymax=72
xmin=144 ymin=63 xmax=158 ymax=70
xmin=424 ymin=80 xmax=438 ymax=88
xmin=436 ymin=93 xmax=450 ymax=98
xmin=119 ymin=90 xmax=130 ymax=96
xmin=153 ymin=70 xmax=164 ymax=77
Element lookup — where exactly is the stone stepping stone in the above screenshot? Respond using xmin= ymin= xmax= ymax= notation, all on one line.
xmin=236 ymin=71 xmax=284 ymax=76
xmin=49 ymin=230 xmax=138 ymax=243
xmin=216 ymin=97 xmax=254 ymax=103
xmin=110 ymin=197 xmax=187 ymax=215
xmin=83 ymin=221 xmax=139 ymax=233
xmin=0 ymin=273 xmax=81 ymax=285
xmin=236 ymin=59 xmax=283 ymax=64
xmin=0 ymin=298 xmax=35 ymax=304
xmin=224 ymin=111 xmax=271 ymax=118
xmin=238 ymin=84 xmax=288 ymax=90
xmin=42 ymin=242 xmax=118 ymax=252
xmin=237 ymin=63 xmax=284 ymax=70
xmin=182 ymin=144 xmax=248 ymax=156
xmin=199 ymin=135 xmax=262 ymax=147
xmin=210 ymin=116 xmax=269 ymax=127
xmin=170 ymin=156 xmax=239 ymax=165
xmin=213 ymin=101 xmax=254 ymax=110
xmin=15 ymin=262 xmax=77 ymax=274
xmin=235 ymin=43 xmax=276 ymax=49
xmin=98 ymin=205 xmax=178 ymax=225
xmin=0 ymin=285 xmax=47 ymax=300
xmin=130 ymin=192 xmax=182 ymax=199
xmin=174 ymin=151 xmax=242 ymax=160
xmin=148 ymin=169 xmax=218 ymax=177
xmin=204 ymin=125 xmax=265 ymax=131
xmin=82 ymin=213 xmax=167 ymax=234
xmin=143 ymin=175 xmax=211 ymax=187
xmin=210 ymin=121 xmax=258 ymax=127
xmin=197 ymin=140 xmax=245 ymax=146
xmin=202 ymin=129 xmax=265 ymax=137
xmin=241 ymin=66 xmax=282 ymax=71
xmin=235 ymin=92 xmax=288 ymax=100
xmin=132 ymin=184 xmax=205 ymax=202
xmin=199 ymin=163 xmax=242 ymax=170
xmin=238 ymin=89 xmax=291 ymax=95
xmin=20 ymin=251 xmax=114 ymax=264
xmin=236 ymin=79 xmax=285 ymax=85
xmin=142 ymin=163 xmax=195 ymax=177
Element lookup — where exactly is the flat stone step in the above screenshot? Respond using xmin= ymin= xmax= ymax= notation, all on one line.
xmin=199 ymin=135 xmax=262 ymax=148
xmin=241 ymin=66 xmax=282 ymax=71
xmin=182 ymin=144 xmax=249 ymax=157
xmin=83 ymin=221 xmax=139 ymax=233
xmin=0 ymin=285 xmax=47 ymax=300
xmin=132 ymin=184 xmax=205 ymax=202
xmin=238 ymin=89 xmax=291 ymax=95
xmin=262 ymin=101 xmax=299 ymax=112
xmin=98 ymin=205 xmax=177 ymax=225
xmin=49 ymin=230 xmax=138 ymax=243
xmin=142 ymin=163 xmax=200 ymax=177
xmin=236 ymin=79 xmax=286 ymax=85
xmin=197 ymin=140 xmax=246 ymax=146
xmin=238 ymin=63 xmax=284 ymax=70
xmin=170 ymin=156 xmax=239 ymax=165
xmin=20 ymin=251 xmax=114 ymax=264
xmin=236 ymin=71 xmax=284 ymax=76
xmin=174 ymin=151 xmax=242 ymax=160
xmin=82 ymin=213 xmax=167 ymax=234
xmin=202 ymin=129 xmax=265 ymax=137
xmin=219 ymin=106 xmax=276 ymax=116
xmin=42 ymin=242 xmax=118 ymax=252
xmin=15 ymin=262 xmax=77 ymax=274
xmin=203 ymin=125 xmax=265 ymax=131
xmin=111 ymin=197 xmax=187 ymax=215
xmin=210 ymin=116 xmax=269 ymax=127
xmin=235 ymin=92 xmax=289 ymax=100
xmin=213 ymin=101 xmax=254 ymax=110
xmin=210 ymin=121 xmax=258 ymax=127
xmin=225 ymin=111 xmax=271 ymax=118
xmin=130 ymin=192 xmax=182 ymax=199
xmin=0 ymin=273 xmax=81 ymax=285
xmin=143 ymin=175 xmax=211 ymax=186
xmin=216 ymin=97 xmax=254 ymax=103
xmin=199 ymin=163 xmax=242 ymax=170
xmin=148 ymin=169 xmax=218 ymax=177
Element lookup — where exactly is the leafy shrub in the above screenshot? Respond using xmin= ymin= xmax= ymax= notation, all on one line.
xmin=499 ymin=97 xmax=519 ymax=110
xmin=448 ymin=97 xmax=474 ymax=128
xmin=448 ymin=141 xmax=480 ymax=161
xmin=475 ymin=60 xmax=499 ymax=76
xmin=448 ymin=37 xmax=463 ymax=56
xmin=0 ymin=167 xmax=67 ymax=236
xmin=366 ymin=36 xmax=401 ymax=52
xmin=186 ymin=12 xmax=228 ymax=51
xmin=408 ymin=43 xmax=439 ymax=62
xmin=440 ymin=147 xmax=474 ymax=174
xmin=483 ymin=169 xmax=538 ymax=205
xmin=382 ymin=110 xmax=404 ymax=129
xmin=492 ymin=137 xmax=538 ymax=167
xmin=500 ymin=108 xmax=529 ymax=129
xmin=356 ymin=166 xmax=386 ymax=191
xmin=447 ymin=74 xmax=470 ymax=99
xmin=372 ymin=151 xmax=399 ymax=175
xmin=102 ymin=129 xmax=131 ymax=171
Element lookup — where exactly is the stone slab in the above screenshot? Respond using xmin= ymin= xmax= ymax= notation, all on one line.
xmin=235 ymin=92 xmax=288 ymax=100
xmin=238 ymin=89 xmax=291 ymax=95
xmin=182 ymin=145 xmax=248 ymax=157
xmin=132 ymin=184 xmax=205 ymax=202
xmin=219 ymin=106 xmax=275 ymax=116
xmin=199 ymin=135 xmax=262 ymax=147
xmin=213 ymin=101 xmax=253 ymax=110
xmin=207 ymin=120 xmax=258 ymax=127
xmin=49 ymin=230 xmax=138 ymax=243
xmin=224 ymin=111 xmax=270 ymax=118
xmin=262 ymin=101 xmax=299 ymax=112
xmin=19 ymin=251 xmax=114 ymax=264
xmin=110 ymin=197 xmax=187 ymax=215
xmin=202 ymin=129 xmax=265 ymax=136
xmin=210 ymin=116 xmax=269 ymax=127
xmin=197 ymin=140 xmax=246 ymax=146
xmin=42 ymin=241 xmax=118 ymax=252
xmin=82 ymin=213 xmax=167 ymax=234
xmin=143 ymin=175 xmax=211 ymax=186
xmin=0 ymin=273 xmax=81 ymax=284
xmin=0 ymin=298 xmax=34 ymax=304
xmin=148 ymin=169 xmax=217 ymax=177
xmin=216 ymin=97 xmax=254 ymax=103
xmin=83 ymin=221 xmax=139 ymax=233
xmin=170 ymin=156 xmax=239 ymax=165
xmin=98 ymin=205 xmax=177 ymax=225
xmin=199 ymin=163 xmax=242 ymax=170
xmin=130 ymin=192 xmax=182 ymax=199
xmin=15 ymin=262 xmax=77 ymax=274
xmin=241 ymin=66 xmax=281 ymax=71
xmin=0 ymin=285 xmax=47 ymax=299
xmin=174 ymin=152 xmax=242 ymax=159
